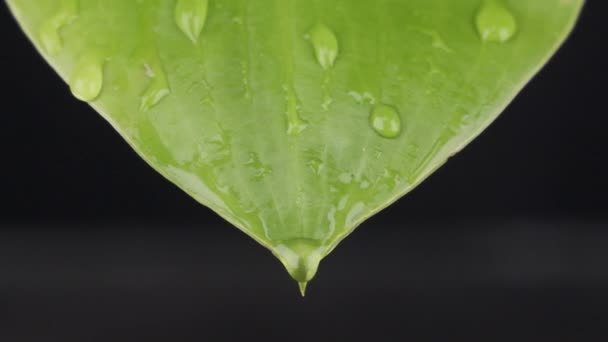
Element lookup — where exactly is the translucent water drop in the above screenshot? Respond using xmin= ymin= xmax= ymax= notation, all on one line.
xmin=284 ymin=85 xmax=308 ymax=135
xmin=70 ymin=58 xmax=104 ymax=102
xmin=272 ymin=239 xmax=327 ymax=296
xmin=476 ymin=0 xmax=518 ymax=43
xmin=140 ymin=79 xmax=170 ymax=112
xmin=175 ymin=0 xmax=209 ymax=43
xmin=309 ymin=23 xmax=339 ymax=70
xmin=245 ymin=152 xmax=272 ymax=180
xmin=370 ymin=105 xmax=402 ymax=139
xmin=287 ymin=117 xmax=308 ymax=136
xmin=140 ymin=64 xmax=171 ymax=111
xmin=39 ymin=22 xmax=62 ymax=56
xmin=349 ymin=91 xmax=377 ymax=106
xmin=39 ymin=0 xmax=79 ymax=55
xmin=307 ymin=158 xmax=326 ymax=176
xmin=415 ymin=28 xmax=453 ymax=52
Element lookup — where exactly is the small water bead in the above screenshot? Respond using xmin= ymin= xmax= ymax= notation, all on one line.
xmin=39 ymin=0 xmax=79 ymax=55
xmin=284 ymin=85 xmax=308 ymax=135
xmin=140 ymin=64 xmax=171 ymax=111
xmin=308 ymin=23 xmax=339 ymax=70
xmin=39 ymin=23 xmax=62 ymax=56
xmin=476 ymin=0 xmax=518 ymax=43
xmin=70 ymin=58 xmax=104 ymax=102
xmin=381 ymin=169 xmax=405 ymax=189
xmin=338 ymin=173 xmax=354 ymax=184
xmin=140 ymin=80 xmax=170 ymax=112
xmin=348 ymin=91 xmax=377 ymax=106
xmin=370 ymin=105 xmax=402 ymax=139
xmin=307 ymin=158 xmax=326 ymax=176
xmin=175 ymin=0 xmax=209 ymax=43
xmin=416 ymin=28 xmax=453 ymax=52
xmin=245 ymin=152 xmax=272 ymax=180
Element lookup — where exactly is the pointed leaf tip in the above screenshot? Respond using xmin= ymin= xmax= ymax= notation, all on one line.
xmin=272 ymin=239 xmax=327 ymax=291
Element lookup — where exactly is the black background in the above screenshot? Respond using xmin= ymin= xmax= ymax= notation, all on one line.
xmin=1 ymin=2 xmax=607 ymax=341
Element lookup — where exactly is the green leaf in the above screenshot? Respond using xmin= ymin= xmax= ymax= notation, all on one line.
xmin=7 ymin=0 xmax=583 ymax=294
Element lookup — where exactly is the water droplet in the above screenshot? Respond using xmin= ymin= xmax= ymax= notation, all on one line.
xmin=370 ymin=105 xmax=402 ymax=139
xmin=359 ymin=178 xmax=371 ymax=189
xmin=39 ymin=0 xmax=79 ymax=55
xmin=39 ymin=23 xmax=62 ymax=56
xmin=476 ymin=0 xmax=518 ymax=43
xmin=345 ymin=202 xmax=366 ymax=227
xmin=272 ymin=239 xmax=327 ymax=296
xmin=70 ymin=58 xmax=104 ymax=102
xmin=140 ymin=63 xmax=171 ymax=111
xmin=141 ymin=80 xmax=170 ymax=112
xmin=406 ymin=144 xmax=420 ymax=158
xmin=287 ymin=119 xmax=308 ymax=136
xmin=201 ymin=128 xmax=232 ymax=165
xmin=338 ymin=173 xmax=353 ymax=184
xmin=245 ymin=152 xmax=272 ymax=180
xmin=175 ymin=0 xmax=209 ymax=43
xmin=321 ymin=73 xmax=334 ymax=111
xmin=240 ymin=61 xmax=251 ymax=99
xmin=415 ymin=28 xmax=453 ymax=52
xmin=321 ymin=94 xmax=333 ymax=111
xmin=307 ymin=158 xmax=326 ymax=176
xmin=381 ymin=169 xmax=405 ymax=190
xmin=284 ymin=85 xmax=308 ymax=135
xmin=348 ymin=91 xmax=377 ymax=106
xmin=308 ymin=23 xmax=339 ymax=70
xmin=295 ymin=187 xmax=312 ymax=209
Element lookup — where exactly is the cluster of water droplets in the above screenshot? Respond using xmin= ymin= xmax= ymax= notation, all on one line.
xmin=41 ymin=0 xmax=517 ymax=136
xmin=35 ymin=0 xmax=520 ymax=294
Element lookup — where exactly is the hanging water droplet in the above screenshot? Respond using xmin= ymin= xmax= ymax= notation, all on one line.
xmin=70 ymin=58 xmax=104 ymax=102
xmin=175 ymin=0 xmax=209 ymax=43
xmin=308 ymin=23 xmax=339 ymax=70
xmin=39 ymin=0 xmax=79 ymax=55
xmin=370 ymin=105 xmax=402 ymax=139
xmin=475 ymin=0 xmax=518 ymax=43
xmin=272 ymin=239 xmax=327 ymax=296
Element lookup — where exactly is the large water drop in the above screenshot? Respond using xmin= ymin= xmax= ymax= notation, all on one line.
xmin=370 ymin=104 xmax=402 ymax=139
xmin=175 ymin=0 xmax=209 ymax=43
xmin=476 ymin=0 xmax=518 ymax=43
xmin=309 ymin=23 xmax=339 ymax=70
xmin=70 ymin=58 xmax=104 ymax=102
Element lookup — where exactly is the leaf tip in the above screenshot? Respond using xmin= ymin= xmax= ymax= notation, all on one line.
xmin=298 ymin=282 xmax=308 ymax=297
xmin=272 ymin=239 xmax=327 ymax=295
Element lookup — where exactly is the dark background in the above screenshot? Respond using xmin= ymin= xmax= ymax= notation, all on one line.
xmin=1 ymin=2 xmax=607 ymax=341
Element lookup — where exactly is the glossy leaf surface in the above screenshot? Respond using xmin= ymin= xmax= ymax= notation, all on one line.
xmin=7 ymin=0 xmax=583 ymax=293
